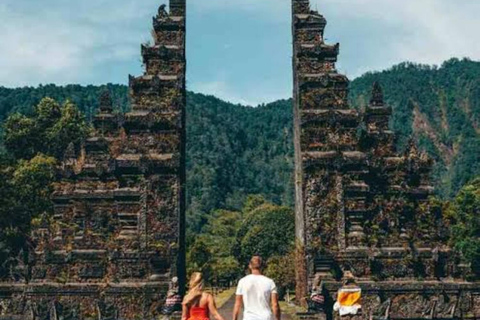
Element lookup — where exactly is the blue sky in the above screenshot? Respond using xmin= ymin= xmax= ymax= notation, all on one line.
xmin=0 ymin=0 xmax=479 ymax=106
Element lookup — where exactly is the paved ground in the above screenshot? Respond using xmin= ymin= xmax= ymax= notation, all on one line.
xmin=217 ymin=294 xmax=292 ymax=320
xmin=218 ymin=294 xmax=239 ymax=320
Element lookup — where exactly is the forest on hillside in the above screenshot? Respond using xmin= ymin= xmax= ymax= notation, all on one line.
xmin=349 ymin=58 xmax=480 ymax=197
xmin=1 ymin=58 xmax=478 ymax=208
xmin=0 ymin=58 xmax=479 ymax=284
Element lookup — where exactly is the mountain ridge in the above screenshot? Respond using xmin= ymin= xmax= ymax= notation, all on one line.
xmin=1 ymin=58 xmax=479 ymax=218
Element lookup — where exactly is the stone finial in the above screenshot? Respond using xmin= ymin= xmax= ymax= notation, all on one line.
xmin=370 ymin=81 xmax=384 ymax=106
xmin=404 ymin=138 xmax=431 ymax=174
xmin=64 ymin=142 xmax=76 ymax=161
xmin=405 ymin=138 xmax=419 ymax=159
xmin=98 ymin=90 xmax=113 ymax=113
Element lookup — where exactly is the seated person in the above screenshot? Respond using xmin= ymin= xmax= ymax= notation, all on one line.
xmin=333 ymin=271 xmax=362 ymax=317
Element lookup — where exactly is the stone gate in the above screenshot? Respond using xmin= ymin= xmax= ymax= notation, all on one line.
xmin=0 ymin=0 xmax=479 ymax=319
xmin=292 ymin=0 xmax=479 ymax=319
xmin=0 ymin=1 xmax=186 ymax=319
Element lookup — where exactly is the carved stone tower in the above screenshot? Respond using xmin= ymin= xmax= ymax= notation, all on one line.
xmin=292 ymin=0 xmax=356 ymax=302
xmin=292 ymin=1 xmax=479 ymax=319
xmin=0 ymin=1 xmax=186 ymax=319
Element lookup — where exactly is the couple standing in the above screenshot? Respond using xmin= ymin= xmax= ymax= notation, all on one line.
xmin=182 ymin=256 xmax=281 ymax=320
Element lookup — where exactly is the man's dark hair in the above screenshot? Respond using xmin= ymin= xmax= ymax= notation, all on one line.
xmin=249 ymin=255 xmax=263 ymax=270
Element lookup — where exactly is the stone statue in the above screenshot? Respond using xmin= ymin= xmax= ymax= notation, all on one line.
xmin=370 ymin=298 xmax=391 ymax=320
xmin=308 ymin=276 xmax=326 ymax=313
xmin=162 ymin=277 xmax=183 ymax=315
xmin=413 ymin=296 xmax=435 ymax=318
xmin=435 ymin=295 xmax=457 ymax=318
xmin=158 ymin=4 xmax=169 ymax=18
xmin=97 ymin=300 xmax=117 ymax=320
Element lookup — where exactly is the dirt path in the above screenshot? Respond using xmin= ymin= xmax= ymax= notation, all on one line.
xmin=217 ymin=294 xmax=292 ymax=320
xmin=217 ymin=294 xmax=239 ymax=320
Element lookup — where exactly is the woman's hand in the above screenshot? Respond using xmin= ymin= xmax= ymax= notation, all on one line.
xmin=208 ymin=294 xmax=225 ymax=320
xmin=181 ymin=302 xmax=189 ymax=320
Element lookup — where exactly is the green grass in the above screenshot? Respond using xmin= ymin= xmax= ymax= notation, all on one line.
xmin=279 ymin=294 xmax=304 ymax=320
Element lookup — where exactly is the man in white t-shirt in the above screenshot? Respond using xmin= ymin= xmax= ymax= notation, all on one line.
xmin=232 ymin=256 xmax=281 ymax=320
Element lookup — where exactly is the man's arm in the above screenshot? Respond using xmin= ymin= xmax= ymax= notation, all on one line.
xmin=271 ymin=293 xmax=281 ymax=320
xmin=232 ymin=295 xmax=243 ymax=320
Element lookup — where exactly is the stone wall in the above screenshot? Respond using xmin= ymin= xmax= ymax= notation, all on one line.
xmin=0 ymin=1 xmax=186 ymax=319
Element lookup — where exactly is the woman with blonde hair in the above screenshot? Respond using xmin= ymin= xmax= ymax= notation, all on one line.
xmin=182 ymin=272 xmax=225 ymax=320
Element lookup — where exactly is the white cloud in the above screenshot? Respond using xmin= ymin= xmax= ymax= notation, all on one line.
xmin=391 ymin=0 xmax=480 ymax=65
xmin=192 ymin=80 xmax=256 ymax=106
xmin=314 ymin=0 xmax=480 ymax=77
xmin=190 ymin=0 xmax=480 ymax=102
xmin=0 ymin=0 xmax=479 ymax=104
xmin=0 ymin=0 xmax=158 ymax=87
xmin=0 ymin=17 xmax=87 ymax=85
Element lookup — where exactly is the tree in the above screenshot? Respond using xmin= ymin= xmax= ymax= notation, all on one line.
xmin=264 ymin=251 xmax=296 ymax=299
xmin=210 ymin=256 xmax=242 ymax=287
xmin=35 ymin=97 xmax=62 ymax=131
xmin=47 ymin=99 xmax=90 ymax=158
xmin=0 ymin=154 xmax=56 ymax=278
xmin=3 ymin=97 xmax=90 ymax=160
xmin=12 ymin=154 xmax=57 ymax=214
xmin=187 ymin=210 xmax=243 ymax=285
xmin=445 ymin=177 xmax=480 ymax=277
xmin=235 ymin=200 xmax=295 ymax=266
xmin=241 ymin=194 xmax=267 ymax=214
xmin=187 ymin=235 xmax=213 ymax=281
xmin=3 ymin=113 xmax=37 ymax=159
xmin=1 ymin=97 xmax=88 ymax=279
